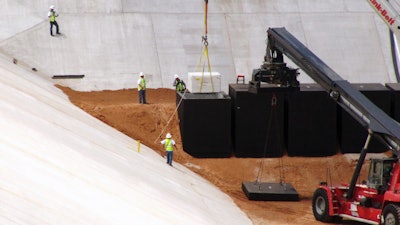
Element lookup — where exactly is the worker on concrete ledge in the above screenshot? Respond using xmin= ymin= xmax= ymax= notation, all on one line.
xmin=137 ymin=72 xmax=147 ymax=104
xmin=160 ymin=133 xmax=176 ymax=166
xmin=48 ymin=5 xmax=61 ymax=36
xmin=173 ymin=74 xmax=186 ymax=92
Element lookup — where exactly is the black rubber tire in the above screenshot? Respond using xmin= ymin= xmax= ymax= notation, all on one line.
xmin=312 ymin=188 xmax=334 ymax=222
xmin=382 ymin=204 xmax=400 ymax=225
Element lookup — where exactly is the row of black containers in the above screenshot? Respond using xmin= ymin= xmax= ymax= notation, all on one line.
xmin=176 ymin=83 xmax=400 ymax=158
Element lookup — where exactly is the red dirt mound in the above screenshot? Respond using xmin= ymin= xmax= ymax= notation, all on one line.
xmin=58 ymin=85 xmax=373 ymax=225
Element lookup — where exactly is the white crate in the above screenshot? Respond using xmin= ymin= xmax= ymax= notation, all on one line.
xmin=187 ymin=72 xmax=221 ymax=93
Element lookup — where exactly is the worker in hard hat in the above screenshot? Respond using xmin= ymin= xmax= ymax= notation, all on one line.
xmin=137 ymin=72 xmax=147 ymax=104
xmin=48 ymin=5 xmax=61 ymax=36
xmin=173 ymin=74 xmax=186 ymax=92
xmin=160 ymin=133 xmax=176 ymax=166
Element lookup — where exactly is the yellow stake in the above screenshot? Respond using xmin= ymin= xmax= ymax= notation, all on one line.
xmin=137 ymin=140 xmax=141 ymax=153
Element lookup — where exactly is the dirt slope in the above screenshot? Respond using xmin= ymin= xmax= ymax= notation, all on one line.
xmin=57 ymin=86 xmax=373 ymax=225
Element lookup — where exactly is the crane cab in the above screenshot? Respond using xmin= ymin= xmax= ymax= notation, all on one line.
xmin=366 ymin=158 xmax=397 ymax=193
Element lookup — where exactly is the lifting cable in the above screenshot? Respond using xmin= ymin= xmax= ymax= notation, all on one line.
xmin=154 ymin=1 xmax=212 ymax=143
xmin=196 ymin=0 xmax=214 ymax=93
xmin=255 ymin=94 xmax=286 ymax=184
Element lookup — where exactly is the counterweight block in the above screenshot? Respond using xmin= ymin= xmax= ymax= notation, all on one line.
xmin=242 ymin=181 xmax=299 ymax=201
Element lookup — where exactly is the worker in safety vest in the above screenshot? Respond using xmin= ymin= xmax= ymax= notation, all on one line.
xmin=160 ymin=133 xmax=176 ymax=166
xmin=48 ymin=5 xmax=61 ymax=36
xmin=137 ymin=72 xmax=147 ymax=104
xmin=173 ymin=74 xmax=186 ymax=92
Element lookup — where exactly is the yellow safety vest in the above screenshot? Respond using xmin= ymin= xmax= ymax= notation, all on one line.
xmin=176 ymin=80 xmax=185 ymax=92
xmin=49 ymin=12 xmax=56 ymax=22
xmin=138 ymin=78 xmax=146 ymax=91
xmin=165 ymin=139 xmax=173 ymax=151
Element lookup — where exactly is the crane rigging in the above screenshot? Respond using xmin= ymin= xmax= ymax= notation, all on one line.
xmin=252 ymin=26 xmax=400 ymax=225
xmin=196 ymin=0 xmax=214 ymax=92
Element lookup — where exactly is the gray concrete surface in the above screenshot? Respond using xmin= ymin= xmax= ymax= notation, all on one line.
xmin=0 ymin=0 xmax=397 ymax=93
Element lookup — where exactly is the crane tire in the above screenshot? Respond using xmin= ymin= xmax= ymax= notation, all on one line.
xmin=312 ymin=188 xmax=334 ymax=222
xmin=382 ymin=204 xmax=400 ymax=225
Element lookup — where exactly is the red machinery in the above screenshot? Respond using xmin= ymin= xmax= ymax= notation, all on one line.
xmin=313 ymin=157 xmax=399 ymax=224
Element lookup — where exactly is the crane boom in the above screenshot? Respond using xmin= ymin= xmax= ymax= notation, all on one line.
xmin=367 ymin=0 xmax=400 ymax=38
xmin=367 ymin=0 xmax=400 ymax=82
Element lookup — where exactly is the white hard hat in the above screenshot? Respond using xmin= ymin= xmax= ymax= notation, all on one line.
xmin=139 ymin=72 xmax=144 ymax=76
xmin=50 ymin=5 xmax=55 ymax=9
xmin=174 ymin=74 xmax=179 ymax=79
xmin=166 ymin=133 xmax=172 ymax=138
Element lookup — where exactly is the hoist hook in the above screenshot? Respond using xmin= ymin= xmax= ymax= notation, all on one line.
xmin=202 ymin=35 xmax=208 ymax=46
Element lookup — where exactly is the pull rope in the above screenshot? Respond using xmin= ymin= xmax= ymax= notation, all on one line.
xmin=153 ymin=89 xmax=188 ymax=144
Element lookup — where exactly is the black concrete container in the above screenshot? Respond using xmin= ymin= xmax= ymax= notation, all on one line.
xmin=177 ymin=92 xmax=232 ymax=158
xmin=286 ymin=83 xmax=338 ymax=156
xmin=229 ymin=84 xmax=285 ymax=157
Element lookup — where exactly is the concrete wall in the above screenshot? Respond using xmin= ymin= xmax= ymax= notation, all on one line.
xmin=0 ymin=0 xmax=396 ymax=93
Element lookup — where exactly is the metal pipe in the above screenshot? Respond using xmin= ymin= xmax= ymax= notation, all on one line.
xmin=346 ymin=133 xmax=372 ymax=199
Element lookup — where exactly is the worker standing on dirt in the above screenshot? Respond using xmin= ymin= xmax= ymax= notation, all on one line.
xmin=137 ymin=72 xmax=147 ymax=104
xmin=48 ymin=5 xmax=61 ymax=36
xmin=160 ymin=133 xmax=176 ymax=166
xmin=173 ymin=74 xmax=186 ymax=92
